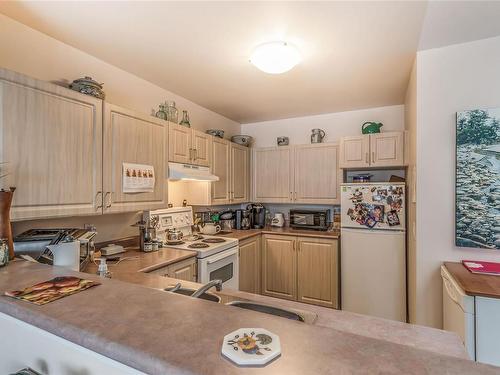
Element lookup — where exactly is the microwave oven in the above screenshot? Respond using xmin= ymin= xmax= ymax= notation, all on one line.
xmin=289 ymin=209 xmax=330 ymax=231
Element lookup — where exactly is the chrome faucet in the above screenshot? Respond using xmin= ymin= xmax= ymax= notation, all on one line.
xmin=191 ymin=279 xmax=222 ymax=298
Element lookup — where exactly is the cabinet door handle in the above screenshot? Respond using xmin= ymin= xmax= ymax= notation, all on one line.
xmin=290 ymin=191 xmax=293 ymax=201
xmin=95 ymin=191 xmax=103 ymax=209
xmin=294 ymin=192 xmax=297 ymax=200
xmin=372 ymin=151 xmax=375 ymax=164
xmin=365 ymin=152 xmax=369 ymax=164
xmin=189 ymin=148 xmax=193 ymax=160
xmin=104 ymin=191 xmax=112 ymax=208
xmin=194 ymin=149 xmax=198 ymax=160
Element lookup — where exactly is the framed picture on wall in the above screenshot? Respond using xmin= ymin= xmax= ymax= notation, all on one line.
xmin=456 ymin=108 xmax=500 ymax=250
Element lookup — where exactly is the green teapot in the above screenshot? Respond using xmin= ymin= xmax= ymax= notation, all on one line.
xmin=362 ymin=122 xmax=383 ymax=134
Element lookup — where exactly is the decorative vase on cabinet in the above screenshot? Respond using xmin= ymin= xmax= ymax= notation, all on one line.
xmin=166 ymin=101 xmax=179 ymax=123
xmin=179 ymin=110 xmax=191 ymax=127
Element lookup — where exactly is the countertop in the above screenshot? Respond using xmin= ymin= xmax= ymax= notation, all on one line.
xmin=87 ymin=246 xmax=196 ymax=274
xmin=1 ymin=259 xmax=498 ymax=374
xmin=444 ymin=262 xmax=500 ymax=299
xmin=218 ymin=226 xmax=340 ymax=241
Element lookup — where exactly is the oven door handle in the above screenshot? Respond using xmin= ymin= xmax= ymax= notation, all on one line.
xmin=207 ymin=249 xmax=238 ymax=265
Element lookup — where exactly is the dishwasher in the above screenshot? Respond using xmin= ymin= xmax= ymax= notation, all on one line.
xmin=441 ymin=265 xmax=475 ymax=360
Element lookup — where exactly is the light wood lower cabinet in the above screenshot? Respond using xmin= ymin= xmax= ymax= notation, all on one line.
xmin=0 ymin=69 xmax=103 ymax=220
xmin=238 ymin=236 xmax=261 ymax=294
xmin=297 ymin=237 xmax=339 ymax=308
xmin=103 ymin=104 xmax=167 ymax=213
xmin=261 ymin=234 xmax=339 ymax=308
xmin=149 ymin=257 xmax=197 ymax=282
xmin=261 ymin=234 xmax=297 ymax=301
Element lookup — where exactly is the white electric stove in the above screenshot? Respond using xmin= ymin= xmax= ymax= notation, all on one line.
xmin=144 ymin=207 xmax=239 ymax=290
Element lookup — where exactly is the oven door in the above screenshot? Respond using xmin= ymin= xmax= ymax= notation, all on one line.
xmin=198 ymin=247 xmax=239 ymax=290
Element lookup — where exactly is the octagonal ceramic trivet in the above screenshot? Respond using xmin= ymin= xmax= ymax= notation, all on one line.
xmin=221 ymin=328 xmax=281 ymax=366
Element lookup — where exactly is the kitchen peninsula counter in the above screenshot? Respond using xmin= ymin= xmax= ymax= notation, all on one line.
xmin=1 ymin=260 xmax=498 ymax=374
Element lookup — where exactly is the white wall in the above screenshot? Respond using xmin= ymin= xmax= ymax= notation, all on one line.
xmin=415 ymin=36 xmax=500 ymax=328
xmin=0 ymin=14 xmax=240 ymax=242
xmin=241 ymin=105 xmax=404 ymax=147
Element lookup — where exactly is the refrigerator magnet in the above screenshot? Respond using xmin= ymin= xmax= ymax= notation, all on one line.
xmin=371 ymin=205 xmax=385 ymax=222
xmin=364 ymin=216 xmax=377 ymax=228
xmin=377 ymin=189 xmax=388 ymax=197
xmin=387 ymin=210 xmax=400 ymax=226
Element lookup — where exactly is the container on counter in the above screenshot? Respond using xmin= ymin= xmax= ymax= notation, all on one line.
xmin=0 ymin=239 xmax=9 ymax=267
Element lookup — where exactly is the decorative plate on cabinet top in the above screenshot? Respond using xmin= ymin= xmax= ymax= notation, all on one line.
xmin=221 ymin=328 xmax=281 ymax=366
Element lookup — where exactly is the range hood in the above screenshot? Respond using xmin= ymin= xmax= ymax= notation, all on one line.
xmin=168 ymin=162 xmax=219 ymax=182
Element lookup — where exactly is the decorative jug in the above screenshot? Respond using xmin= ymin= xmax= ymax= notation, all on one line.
xmin=311 ymin=129 xmax=325 ymax=143
xmin=361 ymin=122 xmax=383 ymax=134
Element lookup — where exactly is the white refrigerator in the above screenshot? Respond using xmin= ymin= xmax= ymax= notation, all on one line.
xmin=340 ymin=183 xmax=406 ymax=322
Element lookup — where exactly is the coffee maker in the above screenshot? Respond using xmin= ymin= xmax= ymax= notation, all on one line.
xmin=235 ymin=209 xmax=251 ymax=230
xmin=247 ymin=203 xmax=266 ymax=229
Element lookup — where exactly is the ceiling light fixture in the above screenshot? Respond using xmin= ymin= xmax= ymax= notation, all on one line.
xmin=250 ymin=41 xmax=301 ymax=74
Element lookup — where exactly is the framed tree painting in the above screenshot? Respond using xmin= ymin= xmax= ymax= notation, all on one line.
xmin=456 ymin=109 xmax=500 ymax=249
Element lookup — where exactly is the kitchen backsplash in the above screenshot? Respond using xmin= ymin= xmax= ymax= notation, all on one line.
xmin=195 ymin=203 xmax=340 ymax=224
xmin=12 ymin=211 xmax=142 ymax=243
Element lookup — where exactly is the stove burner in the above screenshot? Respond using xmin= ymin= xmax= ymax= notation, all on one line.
xmin=202 ymin=238 xmax=226 ymax=244
xmin=184 ymin=234 xmax=204 ymax=241
xmin=165 ymin=240 xmax=185 ymax=246
xmin=188 ymin=243 xmax=210 ymax=249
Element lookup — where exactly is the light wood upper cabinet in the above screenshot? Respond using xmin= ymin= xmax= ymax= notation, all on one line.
xmin=294 ymin=144 xmax=340 ymax=204
xmin=168 ymin=124 xmax=212 ymax=167
xmin=253 ymin=147 xmax=293 ymax=203
xmin=211 ymin=137 xmax=231 ymax=204
xmin=339 ymin=131 xmax=406 ymax=168
xmin=297 ymin=237 xmax=339 ymax=309
xmin=239 ymin=236 xmax=261 ymax=294
xmin=192 ymin=129 xmax=211 ymax=167
xmin=369 ymin=131 xmax=404 ymax=167
xmin=261 ymin=234 xmax=297 ymax=301
xmin=168 ymin=123 xmax=191 ymax=164
xmin=0 ymin=69 xmax=103 ymax=220
xmin=230 ymin=143 xmax=249 ymax=204
xmin=210 ymin=140 xmax=250 ymax=205
xmin=103 ymin=104 xmax=167 ymax=213
xmin=339 ymin=136 xmax=370 ymax=168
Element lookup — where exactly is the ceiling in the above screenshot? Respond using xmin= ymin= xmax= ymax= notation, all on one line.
xmin=1 ymin=1 xmax=500 ymax=123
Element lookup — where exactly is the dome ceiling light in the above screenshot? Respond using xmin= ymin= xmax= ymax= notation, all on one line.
xmin=249 ymin=41 xmax=301 ymax=74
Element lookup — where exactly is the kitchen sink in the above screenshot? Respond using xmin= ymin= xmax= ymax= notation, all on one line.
xmin=164 ymin=287 xmax=221 ymax=303
xmin=226 ymin=301 xmax=306 ymax=322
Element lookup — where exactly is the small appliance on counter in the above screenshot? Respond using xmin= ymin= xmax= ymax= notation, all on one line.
xmin=235 ymin=209 xmax=251 ymax=230
xmin=247 ymin=203 xmax=266 ymax=229
xmin=45 ymin=239 xmax=81 ymax=272
xmin=289 ymin=209 xmax=330 ymax=231
xmin=219 ymin=210 xmax=235 ymax=232
xmin=13 ymin=228 xmax=96 ymax=270
xmin=271 ymin=213 xmax=285 ymax=227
